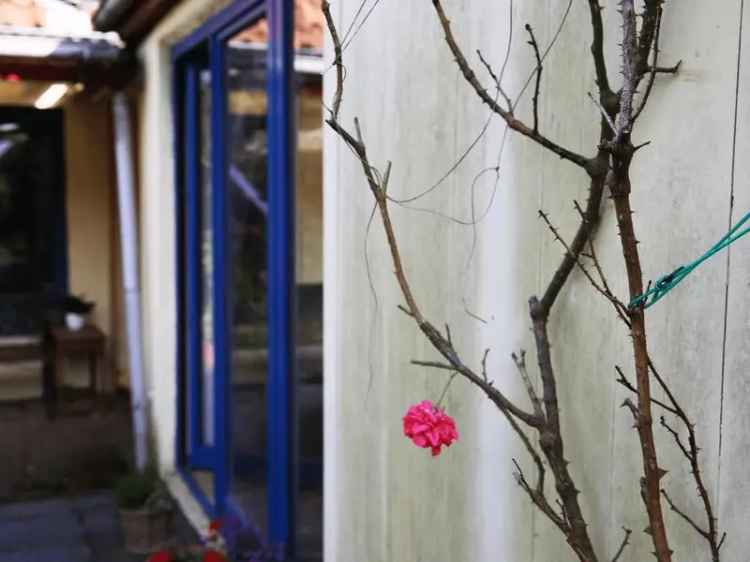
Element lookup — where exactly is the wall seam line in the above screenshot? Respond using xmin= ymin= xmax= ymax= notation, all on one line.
xmin=717 ymin=0 xmax=745 ymax=510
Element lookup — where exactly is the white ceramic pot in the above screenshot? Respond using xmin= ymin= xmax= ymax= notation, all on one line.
xmin=65 ymin=313 xmax=85 ymax=331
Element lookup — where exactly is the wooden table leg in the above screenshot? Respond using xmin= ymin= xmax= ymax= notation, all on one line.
xmin=89 ymin=351 xmax=98 ymax=395
xmin=55 ymin=349 xmax=64 ymax=388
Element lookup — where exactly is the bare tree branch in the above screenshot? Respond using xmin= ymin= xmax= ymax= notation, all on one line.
xmin=326 ymin=1 xmax=722 ymax=561
xmin=429 ymin=0 xmax=592 ymax=171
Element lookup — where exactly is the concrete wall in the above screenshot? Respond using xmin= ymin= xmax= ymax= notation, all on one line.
xmin=324 ymin=2 xmax=749 ymax=561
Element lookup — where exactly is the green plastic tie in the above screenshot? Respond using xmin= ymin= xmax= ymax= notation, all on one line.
xmin=629 ymin=210 xmax=750 ymax=310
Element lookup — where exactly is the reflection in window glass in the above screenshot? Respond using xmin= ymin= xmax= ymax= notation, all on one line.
xmin=295 ymin=75 xmax=323 ymax=562
xmin=200 ymin=68 xmax=215 ymax=447
xmin=227 ymin=27 xmax=271 ymax=550
xmin=225 ymin=16 xmax=324 ymax=561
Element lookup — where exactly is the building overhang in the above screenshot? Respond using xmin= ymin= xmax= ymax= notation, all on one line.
xmin=0 ymin=24 xmax=132 ymax=87
xmin=92 ymin=0 xmax=178 ymax=48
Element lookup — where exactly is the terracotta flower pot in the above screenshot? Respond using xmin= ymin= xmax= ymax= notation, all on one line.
xmin=119 ymin=506 xmax=175 ymax=554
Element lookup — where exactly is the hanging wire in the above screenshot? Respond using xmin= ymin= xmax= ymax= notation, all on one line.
xmin=629 ymin=210 xmax=750 ymax=309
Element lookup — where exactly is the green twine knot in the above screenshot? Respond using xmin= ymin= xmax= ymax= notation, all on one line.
xmin=629 ymin=210 xmax=750 ymax=310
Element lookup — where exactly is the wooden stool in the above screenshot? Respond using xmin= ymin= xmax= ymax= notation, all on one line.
xmin=49 ymin=325 xmax=107 ymax=395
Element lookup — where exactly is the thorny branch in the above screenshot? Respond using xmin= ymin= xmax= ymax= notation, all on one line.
xmin=324 ymin=1 xmax=717 ymax=561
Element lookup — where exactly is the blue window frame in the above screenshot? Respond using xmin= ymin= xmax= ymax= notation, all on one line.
xmin=173 ymin=0 xmax=296 ymax=556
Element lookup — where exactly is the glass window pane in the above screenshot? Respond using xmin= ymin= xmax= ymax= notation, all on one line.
xmin=295 ymin=74 xmax=323 ymax=562
xmin=227 ymin=20 xmax=270 ymax=550
xmin=200 ymin=67 xmax=215 ymax=447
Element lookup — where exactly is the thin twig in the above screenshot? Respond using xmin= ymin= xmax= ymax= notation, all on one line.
xmin=512 ymin=350 xmax=544 ymax=418
xmin=611 ymin=527 xmax=633 ymax=562
xmin=477 ymin=49 xmax=513 ymax=113
xmin=481 ymin=348 xmax=490 ymax=382
xmin=615 ymin=366 xmax=678 ymax=416
xmin=322 ymin=1 xmax=343 ymax=121
xmin=661 ymin=489 xmax=709 ymax=540
xmin=525 ymin=24 xmax=543 ymax=134
xmin=660 ymin=415 xmax=691 ymax=461
xmin=411 ymin=360 xmax=457 ymax=372
xmin=429 ymin=0 xmax=592 ymax=171
xmin=588 ymin=91 xmax=617 ymax=133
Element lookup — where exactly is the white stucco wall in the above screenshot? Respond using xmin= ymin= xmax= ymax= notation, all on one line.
xmin=324 ymin=2 xmax=750 ymax=561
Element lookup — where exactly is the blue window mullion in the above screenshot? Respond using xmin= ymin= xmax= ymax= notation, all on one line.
xmin=209 ymin=35 xmax=231 ymax=517
xmin=184 ymin=62 xmax=207 ymax=463
xmin=267 ymin=0 xmax=296 ymax=555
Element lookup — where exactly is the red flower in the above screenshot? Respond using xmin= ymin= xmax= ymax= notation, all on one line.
xmin=403 ymin=400 xmax=459 ymax=456
xmin=147 ymin=551 xmax=172 ymax=562
xmin=203 ymin=550 xmax=227 ymax=562
xmin=208 ymin=518 xmax=223 ymax=533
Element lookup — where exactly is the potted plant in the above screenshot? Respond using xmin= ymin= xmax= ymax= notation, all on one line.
xmin=115 ymin=467 xmax=175 ymax=554
xmin=62 ymin=294 xmax=94 ymax=331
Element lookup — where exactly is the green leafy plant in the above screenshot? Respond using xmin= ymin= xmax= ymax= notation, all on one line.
xmin=114 ymin=466 xmax=171 ymax=511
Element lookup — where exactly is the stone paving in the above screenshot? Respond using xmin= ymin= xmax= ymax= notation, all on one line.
xmin=0 ymin=492 xmax=143 ymax=562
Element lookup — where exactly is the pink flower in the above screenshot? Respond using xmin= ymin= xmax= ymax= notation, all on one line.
xmin=403 ymin=400 xmax=459 ymax=456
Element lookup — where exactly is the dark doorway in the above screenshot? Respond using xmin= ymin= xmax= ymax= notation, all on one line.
xmin=0 ymin=107 xmax=68 ymax=336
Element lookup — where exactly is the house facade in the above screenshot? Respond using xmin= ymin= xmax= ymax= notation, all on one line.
xmin=91 ymin=0 xmax=325 ymax=559
xmin=5 ymin=1 xmax=750 ymax=561
xmin=0 ymin=0 xmax=324 ymax=559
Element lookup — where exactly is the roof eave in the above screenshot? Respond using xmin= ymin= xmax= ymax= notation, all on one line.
xmin=92 ymin=0 xmax=178 ymax=48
